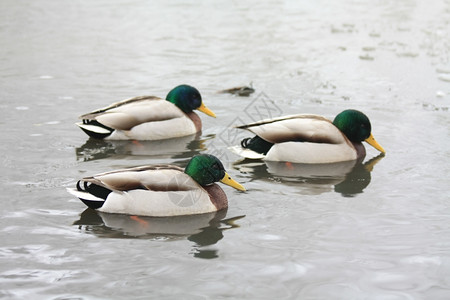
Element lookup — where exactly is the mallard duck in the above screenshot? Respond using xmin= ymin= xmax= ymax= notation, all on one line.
xmin=76 ymin=85 xmax=216 ymax=140
xmin=67 ymin=154 xmax=245 ymax=217
xmin=229 ymin=109 xmax=385 ymax=163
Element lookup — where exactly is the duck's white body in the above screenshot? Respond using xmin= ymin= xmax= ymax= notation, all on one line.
xmin=77 ymin=96 xmax=200 ymax=140
xmin=230 ymin=114 xmax=364 ymax=164
xmin=67 ymin=165 xmax=227 ymax=217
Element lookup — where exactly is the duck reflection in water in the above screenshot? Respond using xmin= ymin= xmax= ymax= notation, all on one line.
xmin=75 ymin=133 xmax=214 ymax=162
xmin=234 ymin=153 xmax=385 ymax=196
xmin=74 ymin=208 xmax=244 ymax=259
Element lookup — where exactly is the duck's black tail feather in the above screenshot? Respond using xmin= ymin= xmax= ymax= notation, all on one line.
xmin=240 ymin=136 xmax=274 ymax=155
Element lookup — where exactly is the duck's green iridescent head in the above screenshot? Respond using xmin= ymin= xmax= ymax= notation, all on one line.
xmin=333 ymin=109 xmax=371 ymax=142
xmin=333 ymin=109 xmax=385 ymax=153
xmin=166 ymin=85 xmax=216 ymax=117
xmin=184 ymin=154 xmax=245 ymax=191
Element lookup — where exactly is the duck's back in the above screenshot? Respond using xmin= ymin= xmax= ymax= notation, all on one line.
xmin=240 ymin=114 xmax=347 ymax=145
xmin=81 ymin=97 xmax=185 ymax=130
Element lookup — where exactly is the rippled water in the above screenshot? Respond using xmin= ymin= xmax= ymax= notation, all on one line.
xmin=1 ymin=0 xmax=449 ymax=299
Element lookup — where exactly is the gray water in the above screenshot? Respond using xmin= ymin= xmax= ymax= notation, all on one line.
xmin=1 ymin=0 xmax=450 ymax=299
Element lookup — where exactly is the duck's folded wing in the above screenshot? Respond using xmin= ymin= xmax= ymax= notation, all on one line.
xmin=79 ymin=96 xmax=186 ymax=131
xmin=82 ymin=165 xmax=200 ymax=192
xmin=237 ymin=114 xmax=346 ymax=144
xmin=80 ymin=96 xmax=160 ymax=118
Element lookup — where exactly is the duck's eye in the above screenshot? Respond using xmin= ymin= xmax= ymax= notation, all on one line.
xmin=212 ymin=163 xmax=220 ymax=170
xmin=190 ymin=97 xmax=201 ymax=108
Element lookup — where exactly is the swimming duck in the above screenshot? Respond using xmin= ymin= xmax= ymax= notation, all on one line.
xmin=67 ymin=154 xmax=245 ymax=217
xmin=76 ymin=85 xmax=216 ymax=140
xmin=229 ymin=109 xmax=385 ymax=163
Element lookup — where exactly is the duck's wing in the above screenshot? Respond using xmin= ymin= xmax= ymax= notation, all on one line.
xmin=79 ymin=96 xmax=186 ymax=131
xmin=82 ymin=165 xmax=200 ymax=192
xmin=79 ymin=96 xmax=160 ymax=118
xmin=237 ymin=114 xmax=346 ymax=144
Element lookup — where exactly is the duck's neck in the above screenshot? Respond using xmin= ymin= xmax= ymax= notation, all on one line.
xmin=186 ymin=111 xmax=202 ymax=132
xmin=203 ymin=184 xmax=228 ymax=211
xmin=352 ymin=142 xmax=366 ymax=160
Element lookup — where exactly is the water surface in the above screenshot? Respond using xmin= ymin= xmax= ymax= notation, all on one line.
xmin=1 ymin=0 xmax=449 ymax=299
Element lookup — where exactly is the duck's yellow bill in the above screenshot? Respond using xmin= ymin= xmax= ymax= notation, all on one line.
xmin=220 ymin=172 xmax=246 ymax=191
xmin=365 ymin=133 xmax=386 ymax=153
xmin=197 ymin=102 xmax=216 ymax=118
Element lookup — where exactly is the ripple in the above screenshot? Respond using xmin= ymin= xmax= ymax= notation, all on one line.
xmin=436 ymin=91 xmax=446 ymax=98
xmin=400 ymin=256 xmax=442 ymax=266
xmin=0 ymin=244 xmax=83 ymax=265
xmin=396 ymin=51 xmax=419 ymax=58
xmin=256 ymin=234 xmax=285 ymax=241
xmin=438 ymin=74 xmax=450 ymax=82
xmin=436 ymin=67 xmax=450 ymax=74
xmin=359 ymin=54 xmax=375 ymax=61
xmin=45 ymin=121 xmax=60 ymax=125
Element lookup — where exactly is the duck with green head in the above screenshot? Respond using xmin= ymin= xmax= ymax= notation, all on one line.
xmin=67 ymin=154 xmax=245 ymax=217
xmin=229 ymin=109 xmax=386 ymax=163
xmin=76 ymin=85 xmax=216 ymax=140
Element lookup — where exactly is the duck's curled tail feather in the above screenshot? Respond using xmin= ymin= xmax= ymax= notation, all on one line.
xmin=67 ymin=180 xmax=112 ymax=209
xmin=240 ymin=136 xmax=273 ymax=155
